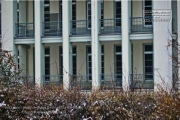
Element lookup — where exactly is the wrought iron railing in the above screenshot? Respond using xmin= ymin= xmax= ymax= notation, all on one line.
xmin=70 ymin=75 xmax=92 ymax=90
xmin=43 ymin=75 xmax=63 ymax=85
xmin=130 ymin=74 xmax=154 ymax=89
xmin=131 ymin=17 xmax=153 ymax=33
xmin=71 ymin=20 xmax=91 ymax=35
xmin=101 ymin=74 xmax=122 ymax=89
xmin=42 ymin=21 xmax=62 ymax=37
xmin=15 ymin=76 xmax=35 ymax=87
xmin=15 ymin=23 xmax=34 ymax=38
xmin=99 ymin=18 xmax=121 ymax=34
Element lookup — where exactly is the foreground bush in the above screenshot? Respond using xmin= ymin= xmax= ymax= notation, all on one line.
xmin=0 ymin=49 xmax=179 ymax=119
xmin=0 ymin=84 xmax=179 ymax=119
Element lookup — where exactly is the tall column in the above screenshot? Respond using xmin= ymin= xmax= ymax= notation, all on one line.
xmin=18 ymin=45 xmax=27 ymax=75
xmin=18 ymin=1 xmax=27 ymax=76
xmin=34 ymin=0 xmax=44 ymax=86
xmin=121 ymin=0 xmax=131 ymax=91
xmin=177 ymin=1 xmax=180 ymax=91
xmin=62 ymin=0 xmax=72 ymax=89
xmin=19 ymin=1 xmax=26 ymax=23
xmin=153 ymin=1 xmax=172 ymax=91
xmin=1 ymin=0 xmax=18 ymax=56
xmin=91 ymin=0 xmax=101 ymax=90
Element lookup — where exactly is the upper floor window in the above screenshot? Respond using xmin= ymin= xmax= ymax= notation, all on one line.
xmin=115 ymin=1 xmax=121 ymax=27
xmin=72 ymin=0 xmax=76 ymax=28
xmin=87 ymin=0 xmax=91 ymax=29
xmin=143 ymin=0 xmax=152 ymax=26
xmin=87 ymin=0 xmax=104 ymax=29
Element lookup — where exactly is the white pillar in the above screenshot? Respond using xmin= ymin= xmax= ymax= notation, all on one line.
xmin=18 ymin=1 xmax=27 ymax=76
xmin=19 ymin=0 xmax=26 ymax=23
xmin=1 ymin=0 xmax=18 ymax=56
xmin=62 ymin=0 xmax=72 ymax=89
xmin=153 ymin=1 xmax=172 ymax=91
xmin=121 ymin=0 xmax=131 ymax=91
xmin=18 ymin=45 xmax=27 ymax=75
xmin=91 ymin=0 xmax=101 ymax=90
xmin=177 ymin=1 xmax=180 ymax=91
xmin=34 ymin=0 xmax=44 ymax=86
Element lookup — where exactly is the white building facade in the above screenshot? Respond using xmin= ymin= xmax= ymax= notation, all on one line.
xmin=1 ymin=0 xmax=180 ymax=91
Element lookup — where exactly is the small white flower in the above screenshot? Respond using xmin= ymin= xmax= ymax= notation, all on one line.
xmin=0 ymin=101 xmax=6 ymax=107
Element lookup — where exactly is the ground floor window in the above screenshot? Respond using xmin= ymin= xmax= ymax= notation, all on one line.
xmin=45 ymin=47 xmax=50 ymax=81
xmin=59 ymin=46 xmax=63 ymax=78
xmin=72 ymin=46 xmax=76 ymax=75
xmin=115 ymin=45 xmax=122 ymax=86
xmin=115 ymin=45 xmax=122 ymax=75
xmin=144 ymin=44 xmax=153 ymax=80
xmin=86 ymin=46 xmax=92 ymax=80
xmin=101 ymin=46 xmax=104 ymax=80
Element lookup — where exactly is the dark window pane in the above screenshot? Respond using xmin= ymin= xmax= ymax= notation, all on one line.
xmin=145 ymin=67 xmax=153 ymax=73
xmin=87 ymin=46 xmax=91 ymax=53
xmin=145 ymin=0 xmax=152 ymax=6
xmin=89 ymin=69 xmax=92 ymax=74
xmin=45 ymin=57 xmax=50 ymax=62
xmin=45 ymin=69 xmax=50 ymax=74
xmin=45 ymin=63 xmax=50 ymax=68
xmin=145 ymin=54 xmax=153 ymax=60
xmin=101 ymin=46 xmax=104 ymax=53
xmin=45 ymin=48 xmax=50 ymax=54
xmin=117 ymin=55 xmax=122 ymax=59
xmin=145 ymin=61 xmax=153 ymax=66
xmin=116 ymin=46 xmax=121 ymax=52
xmin=101 ymin=56 xmax=104 ymax=61
xmin=73 ymin=47 xmax=76 ymax=54
xmin=145 ymin=45 xmax=153 ymax=51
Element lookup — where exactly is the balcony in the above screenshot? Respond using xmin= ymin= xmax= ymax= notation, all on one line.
xmin=71 ymin=20 xmax=91 ymax=35
xmin=42 ymin=21 xmax=62 ymax=37
xmin=100 ymin=18 xmax=121 ymax=34
xmin=101 ymin=74 xmax=122 ymax=89
xmin=130 ymin=74 xmax=154 ymax=89
xmin=131 ymin=17 xmax=153 ymax=33
xmin=15 ymin=23 xmax=34 ymax=38
xmin=43 ymin=75 xmax=63 ymax=85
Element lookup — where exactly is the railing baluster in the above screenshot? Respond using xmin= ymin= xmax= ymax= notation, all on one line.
xmin=15 ymin=23 xmax=34 ymax=38
xmin=131 ymin=17 xmax=153 ymax=33
xmin=42 ymin=21 xmax=62 ymax=37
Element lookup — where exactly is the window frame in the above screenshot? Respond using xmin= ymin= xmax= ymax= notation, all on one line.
xmin=45 ymin=47 xmax=50 ymax=81
xmin=143 ymin=0 xmax=153 ymax=26
xmin=114 ymin=45 xmax=122 ymax=75
xmin=143 ymin=44 xmax=153 ymax=81
xmin=72 ymin=46 xmax=77 ymax=75
xmin=86 ymin=0 xmax=91 ymax=29
xmin=86 ymin=46 xmax=92 ymax=80
xmin=59 ymin=46 xmax=63 ymax=78
xmin=101 ymin=45 xmax=104 ymax=80
xmin=114 ymin=1 xmax=121 ymax=27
